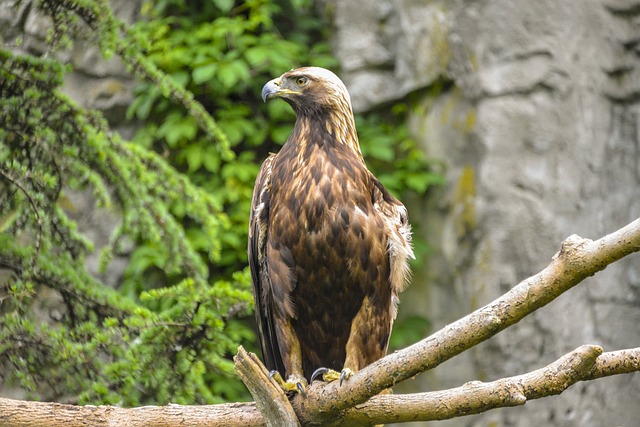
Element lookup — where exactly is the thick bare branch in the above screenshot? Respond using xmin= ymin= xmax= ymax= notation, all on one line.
xmin=329 ymin=346 xmax=640 ymax=425
xmin=1 ymin=219 xmax=639 ymax=426
xmin=0 ymin=398 xmax=262 ymax=427
xmin=294 ymin=218 xmax=640 ymax=422
xmin=331 ymin=345 xmax=591 ymax=425
xmin=234 ymin=346 xmax=300 ymax=427
xmin=2 ymin=347 xmax=639 ymax=426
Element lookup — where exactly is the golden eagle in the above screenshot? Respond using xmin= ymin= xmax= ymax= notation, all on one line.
xmin=249 ymin=67 xmax=413 ymax=394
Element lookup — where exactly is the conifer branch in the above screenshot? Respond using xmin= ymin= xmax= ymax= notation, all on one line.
xmin=0 ymin=167 xmax=43 ymax=270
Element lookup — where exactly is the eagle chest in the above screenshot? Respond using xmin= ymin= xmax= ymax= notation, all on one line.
xmin=268 ymin=146 xmax=391 ymax=311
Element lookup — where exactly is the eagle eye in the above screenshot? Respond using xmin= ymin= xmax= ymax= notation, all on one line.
xmin=295 ymin=76 xmax=309 ymax=87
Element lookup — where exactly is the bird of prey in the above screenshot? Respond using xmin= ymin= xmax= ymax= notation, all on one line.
xmin=248 ymin=66 xmax=413 ymax=395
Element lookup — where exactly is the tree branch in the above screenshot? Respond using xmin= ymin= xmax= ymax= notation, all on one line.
xmin=330 ymin=346 xmax=640 ymax=426
xmin=294 ymin=218 xmax=640 ymax=423
xmin=0 ymin=398 xmax=262 ymax=427
xmin=1 ymin=346 xmax=638 ymax=426
xmin=1 ymin=219 xmax=639 ymax=426
xmin=234 ymin=346 xmax=300 ymax=427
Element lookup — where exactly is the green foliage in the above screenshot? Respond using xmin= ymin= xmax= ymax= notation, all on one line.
xmin=0 ymin=41 xmax=254 ymax=403
xmin=0 ymin=0 xmax=252 ymax=405
xmin=356 ymin=104 xmax=445 ymax=196
xmin=1 ymin=0 xmax=440 ymax=408
xmin=120 ymin=0 xmax=349 ymax=402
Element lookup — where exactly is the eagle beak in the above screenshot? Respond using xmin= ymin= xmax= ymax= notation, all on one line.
xmin=262 ymin=78 xmax=281 ymax=102
xmin=262 ymin=77 xmax=300 ymax=102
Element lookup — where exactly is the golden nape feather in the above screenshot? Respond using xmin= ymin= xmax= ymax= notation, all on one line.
xmin=249 ymin=66 xmax=413 ymax=395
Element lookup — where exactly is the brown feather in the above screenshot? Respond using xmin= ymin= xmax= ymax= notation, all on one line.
xmin=249 ymin=67 xmax=413 ymax=383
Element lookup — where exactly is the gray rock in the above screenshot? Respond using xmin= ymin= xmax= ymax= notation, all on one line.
xmin=323 ymin=0 xmax=450 ymax=111
xmin=326 ymin=0 xmax=640 ymax=425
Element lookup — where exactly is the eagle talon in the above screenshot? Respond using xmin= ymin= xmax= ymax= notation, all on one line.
xmin=339 ymin=368 xmax=352 ymax=386
xmin=269 ymin=370 xmax=307 ymax=396
xmin=310 ymin=367 xmax=330 ymax=383
xmin=296 ymin=381 xmax=307 ymax=397
xmin=269 ymin=370 xmax=283 ymax=382
xmin=309 ymin=367 xmax=352 ymax=385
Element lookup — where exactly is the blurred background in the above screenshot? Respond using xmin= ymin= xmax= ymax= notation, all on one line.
xmin=1 ymin=0 xmax=639 ymax=426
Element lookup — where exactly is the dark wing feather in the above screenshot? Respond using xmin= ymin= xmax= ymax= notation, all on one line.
xmin=248 ymin=154 xmax=285 ymax=375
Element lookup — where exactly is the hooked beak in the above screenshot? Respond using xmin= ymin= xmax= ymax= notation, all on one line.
xmin=261 ymin=78 xmax=281 ymax=102
xmin=261 ymin=77 xmax=300 ymax=102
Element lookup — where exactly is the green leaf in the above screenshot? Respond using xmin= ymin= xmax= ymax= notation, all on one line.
xmin=202 ymin=146 xmax=221 ymax=173
xmin=216 ymin=63 xmax=238 ymax=88
xmin=271 ymin=125 xmax=292 ymax=144
xmin=213 ymin=0 xmax=235 ymax=13
xmin=217 ymin=60 xmax=250 ymax=89
xmin=156 ymin=113 xmax=197 ymax=147
xmin=365 ymin=143 xmax=395 ymax=162
xmin=244 ymin=46 xmax=269 ymax=66
xmin=192 ymin=63 xmax=218 ymax=84
xmin=184 ymin=144 xmax=203 ymax=173
xmin=404 ymin=173 xmax=430 ymax=193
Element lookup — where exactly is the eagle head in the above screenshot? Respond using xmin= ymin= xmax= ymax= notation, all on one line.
xmin=261 ymin=67 xmax=353 ymax=117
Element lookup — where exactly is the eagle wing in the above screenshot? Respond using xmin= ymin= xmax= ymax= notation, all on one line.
xmin=370 ymin=174 xmax=414 ymax=319
xmin=248 ymin=153 xmax=285 ymax=375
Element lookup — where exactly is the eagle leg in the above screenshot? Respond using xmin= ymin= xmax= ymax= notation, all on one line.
xmin=269 ymin=370 xmax=307 ymax=397
xmin=310 ymin=367 xmax=353 ymax=386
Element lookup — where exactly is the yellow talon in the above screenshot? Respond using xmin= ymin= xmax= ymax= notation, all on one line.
xmin=310 ymin=367 xmax=352 ymax=385
xmin=269 ymin=370 xmax=307 ymax=396
xmin=339 ymin=368 xmax=352 ymax=386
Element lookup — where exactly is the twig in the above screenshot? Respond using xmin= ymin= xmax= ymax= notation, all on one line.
xmin=0 ymin=167 xmax=43 ymax=271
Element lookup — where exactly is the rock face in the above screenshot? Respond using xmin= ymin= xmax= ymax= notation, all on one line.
xmin=0 ymin=0 xmax=139 ymax=126
xmin=324 ymin=0 xmax=640 ymax=425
